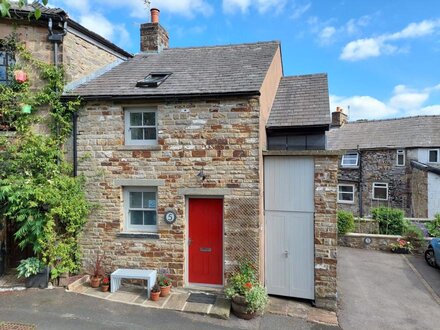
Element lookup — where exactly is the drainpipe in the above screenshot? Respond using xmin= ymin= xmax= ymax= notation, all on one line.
xmin=73 ymin=111 xmax=78 ymax=177
xmin=358 ymin=146 xmax=363 ymax=218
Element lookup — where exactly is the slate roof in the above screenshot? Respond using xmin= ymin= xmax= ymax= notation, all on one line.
xmin=66 ymin=41 xmax=280 ymax=99
xmin=327 ymin=115 xmax=440 ymax=150
xmin=266 ymin=74 xmax=330 ymax=128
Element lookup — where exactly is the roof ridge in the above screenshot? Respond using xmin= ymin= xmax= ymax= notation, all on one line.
xmin=346 ymin=114 xmax=440 ymax=125
xmin=161 ymin=40 xmax=280 ymax=51
xmin=282 ymin=73 xmax=327 ymax=80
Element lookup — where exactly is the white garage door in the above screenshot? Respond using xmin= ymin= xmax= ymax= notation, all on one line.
xmin=264 ymin=156 xmax=315 ymax=299
xmin=428 ymin=172 xmax=440 ymax=218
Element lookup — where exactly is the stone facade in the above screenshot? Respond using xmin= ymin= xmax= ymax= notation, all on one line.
xmin=140 ymin=23 xmax=169 ymax=52
xmin=410 ymin=166 xmax=428 ymax=218
xmin=77 ymin=97 xmax=262 ymax=286
xmin=338 ymin=149 xmax=411 ymax=217
xmin=314 ymin=155 xmax=339 ymax=311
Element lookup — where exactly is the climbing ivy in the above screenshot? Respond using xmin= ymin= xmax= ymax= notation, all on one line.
xmin=0 ymin=34 xmax=89 ymax=279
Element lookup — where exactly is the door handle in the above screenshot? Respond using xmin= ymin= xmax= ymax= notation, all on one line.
xmin=200 ymin=247 xmax=212 ymax=252
xmin=284 ymin=250 xmax=289 ymax=258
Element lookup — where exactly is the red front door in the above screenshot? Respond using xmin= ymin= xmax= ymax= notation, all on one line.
xmin=188 ymin=198 xmax=223 ymax=285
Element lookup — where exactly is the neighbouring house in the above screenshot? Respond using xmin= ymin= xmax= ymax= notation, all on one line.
xmin=64 ymin=8 xmax=338 ymax=310
xmin=327 ymin=109 xmax=440 ymax=218
xmin=0 ymin=3 xmax=131 ymax=270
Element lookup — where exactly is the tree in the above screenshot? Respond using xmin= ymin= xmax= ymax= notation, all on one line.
xmin=0 ymin=0 xmax=49 ymax=19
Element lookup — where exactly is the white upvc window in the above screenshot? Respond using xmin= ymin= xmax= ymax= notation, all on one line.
xmin=123 ymin=187 xmax=157 ymax=232
xmin=341 ymin=152 xmax=359 ymax=167
xmin=338 ymin=184 xmax=355 ymax=204
xmin=396 ymin=149 xmax=405 ymax=166
xmin=124 ymin=108 xmax=157 ymax=145
xmin=428 ymin=149 xmax=439 ymax=163
xmin=372 ymin=182 xmax=388 ymax=201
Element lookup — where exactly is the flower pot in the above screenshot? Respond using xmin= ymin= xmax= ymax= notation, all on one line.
xmin=391 ymin=247 xmax=410 ymax=254
xmin=231 ymin=295 xmax=260 ymax=320
xmin=160 ymin=285 xmax=171 ymax=297
xmin=151 ymin=291 xmax=160 ymax=301
xmin=101 ymin=284 xmax=109 ymax=292
xmin=25 ymin=267 xmax=49 ymax=289
xmin=90 ymin=276 xmax=101 ymax=288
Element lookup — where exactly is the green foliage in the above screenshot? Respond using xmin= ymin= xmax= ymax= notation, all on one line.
xmin=225 ymin=261 xmax=268 ymax=313
xmin=0 ymin=35 xmax=88 ymax=280
xmin=0 ymin=1 xmax=49 ymax=18
xmin=157 ymin=274 xmax=172 ymax=287
xmin=337 ymin=210 xmax=355 ymax=235
xmin=426 ymin=214 xmax=440 ymax=237
xmin=17 ymin=257 xmax=45 ymax=278
xmin=403 ymin=223 xmax=425 ymax=250
xmin=372 ymin=207 xmax=405 ymax=235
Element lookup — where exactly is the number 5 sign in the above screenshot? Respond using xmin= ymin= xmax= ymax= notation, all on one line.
xmin=164 ymin=211 xmax=177 ymax=224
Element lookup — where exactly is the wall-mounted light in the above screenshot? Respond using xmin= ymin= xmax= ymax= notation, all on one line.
xmin=197 ymin=168 xmax=206 ymax=181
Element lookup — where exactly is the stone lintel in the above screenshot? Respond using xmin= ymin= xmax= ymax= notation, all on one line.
xmin=177 ymin=188 xmax=232 ymax=196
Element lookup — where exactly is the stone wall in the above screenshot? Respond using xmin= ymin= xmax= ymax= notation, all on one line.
xmin=410 ymin=166 xmax=428 ymax=218
xmin=314 ymin=155 xmax=339 ymax=311
xmin=77 ymin=97 xmax=261 ymax=286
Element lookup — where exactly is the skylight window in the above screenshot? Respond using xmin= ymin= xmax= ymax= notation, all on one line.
xmin=136 ymin=72 xmax=171 ymax=88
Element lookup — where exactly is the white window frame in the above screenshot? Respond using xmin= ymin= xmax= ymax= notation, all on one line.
xmin=372 ymin=182 xmax=388 ymax=201
xmin=123 ymin=187 xmax=158 ymax=232
xmin=124 ymin=108 xmax=157 ymax=146
xmin=428 ymin=149 xmax=439 ymax=163
xmin=337 ymin=184 xmax=355 ymax=204
xmin=396 ymin=149 xmax=405 ymax=166
xmin=341 ymin=152 xmax=359 ymax=167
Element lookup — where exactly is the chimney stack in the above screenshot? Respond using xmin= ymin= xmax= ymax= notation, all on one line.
xmin=140 ymin=8 xmax=169 ymax=53
xmin=331 ymin=106 xmax=348 ymax=127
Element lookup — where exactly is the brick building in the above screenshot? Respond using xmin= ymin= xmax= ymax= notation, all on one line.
xmin=327 ymin=110 xmax=440 ymax=218
xmin=65 ymin=9 xmax=338 ymax=310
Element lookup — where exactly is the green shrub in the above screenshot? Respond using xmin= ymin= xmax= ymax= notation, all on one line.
xmin=426 ymin=214 xmax=440 ymax=237
xmin=403 ymin=222 xmax=425 ymax=250
xmin=372 ymin=207 xmax=405 ymax=235
xmin=337 ymin=210 xmax=355 ymax=235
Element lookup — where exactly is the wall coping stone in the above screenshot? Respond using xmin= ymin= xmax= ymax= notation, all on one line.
xmin=114 ymin=179 xmax=165 ymax=187
xmin=263 ymin=150 xmax=341 ymax=157
xmin=117 ymin=145 xmax=162 ymax=151
xmin=344 ymin=232 xmax=433 ymax=241
xmin=177 ymin=188 xmax=232 ymax=196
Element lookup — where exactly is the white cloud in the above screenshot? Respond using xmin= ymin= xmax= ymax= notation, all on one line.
xmin=319 ymin=26 xmax=336 ymax=45
xmin=222 ymin=0 xmax=286 ymax=15
xmin=331 ymin=83 xmax=440 ymax=120
xmin=341 ymin=19 xmax=440 ymax=61
xmin=290 ymin=2 xmax=311 ymax=20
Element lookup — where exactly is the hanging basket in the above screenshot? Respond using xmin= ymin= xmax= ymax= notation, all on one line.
xmin=14 ymin=70 xmax=28 ymax=84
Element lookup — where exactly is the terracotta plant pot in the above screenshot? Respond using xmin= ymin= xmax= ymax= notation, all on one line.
xmin=151 ymin=291 xmax=160 ymax=301
xmin=231 ymin=295 xmax=260 ymax=320
xmin=160 ymin=285 xmax=171 ymax=297
xmin=101 ymin=284 xmax=109 ymax=292
xmin=90 ymin=276 xmax=101 ymax=288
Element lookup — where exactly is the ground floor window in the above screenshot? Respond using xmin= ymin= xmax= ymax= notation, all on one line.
xmin=123 ymin=187 xmax=157 ymax=232
xmin=338 ymin=184 xmax=355 ymax=203
xmin=372 ymin=182 xmax=388 ymax=201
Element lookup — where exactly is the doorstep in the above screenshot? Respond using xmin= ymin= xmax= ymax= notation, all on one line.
xmin=67 ymin=276 xmax=231 ymax=320
xmin=0 ymin=271 xmax=26 ymax=292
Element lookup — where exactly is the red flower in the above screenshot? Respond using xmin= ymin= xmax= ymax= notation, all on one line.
xmin=244 ymin=282 xmax=253 ymax=290
xmin=102 ymin=277 xmax=109 ymax=285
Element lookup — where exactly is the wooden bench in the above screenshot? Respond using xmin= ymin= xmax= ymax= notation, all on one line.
xmin=110 ymin=269 xmax=157 ymax=298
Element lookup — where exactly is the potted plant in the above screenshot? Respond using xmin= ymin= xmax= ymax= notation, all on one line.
xmin=17 ymin=257 xmax=49 ymax=289
xmin=225 ymin=261 xmax=268 ymax=320
xmin=101 ymin=276 xmax=110 ymax=292
xmin=88 ymin=253 xmax=105 ymax=288
xmin=150 ymin=283 xmax=161 ymax=301
xmin=390 ymin=239 xmax=413 ymax=254
xmin=158 ymin=274 xmax=172 ymax=297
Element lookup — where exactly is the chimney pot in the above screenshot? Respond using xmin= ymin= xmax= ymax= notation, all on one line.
xmin=151 ymin=8 xmax=160 ymax=24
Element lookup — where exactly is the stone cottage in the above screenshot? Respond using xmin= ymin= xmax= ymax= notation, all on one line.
xmin=0 ymin=3 xmax=131 ymax=269
xmin=327 ymin=109 xmax=440 ymax=218
xmin=65 ymin=9 xmax=338 ymax=310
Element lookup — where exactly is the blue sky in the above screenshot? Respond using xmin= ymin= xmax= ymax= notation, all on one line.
xmin=51 ymin=0 xmax=440 ymax=121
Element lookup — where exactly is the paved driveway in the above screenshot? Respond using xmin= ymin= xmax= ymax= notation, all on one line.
xmin=338 ymin=247 xmax=440 ymax=330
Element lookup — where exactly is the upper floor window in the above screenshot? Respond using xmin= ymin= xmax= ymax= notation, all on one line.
xmin=123 ymin=187 xmax=157 ymax=232
xmin=396 ymin=149 xmax=405 ymax=166
xmin=341 ymin=152 xmax=359 ymax=167
xmin=372 ymin=182 xmax=388 ymax=201
xmin=124 ymin=108 xmax=157 ymax=145
xmin=429 ymin=149 xmax=439 ymax=163
xmin=0 ymin=49 xmax=15 ymax=84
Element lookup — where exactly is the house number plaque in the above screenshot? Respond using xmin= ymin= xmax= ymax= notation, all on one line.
xmin=164 ymin=211 xmax=177 ymax=225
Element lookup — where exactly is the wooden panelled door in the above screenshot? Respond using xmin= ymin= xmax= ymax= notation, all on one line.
xmin=188 ymin=198 xmax=223 ymax=285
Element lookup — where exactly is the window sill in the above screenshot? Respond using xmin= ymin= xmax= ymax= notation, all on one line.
xmin=337 ymin=201 xmax=355 ymax=204
xmin=117 ymin=145 xmax=161 ymax=151
xmin=116 ymin=232 xmax=160 ymax=239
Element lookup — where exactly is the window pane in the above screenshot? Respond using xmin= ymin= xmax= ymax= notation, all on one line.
xmin=143 ymin=112 xmax=155 ymax=126
xmin=307 ymin=135 xmax=325 ymax=150
xmin=268 ymin=136 xmax=286 ymax=150
xmin=129 ymin=192 xmax=142 ymax=208
xmin=143 ymin=211 xmax=157 ymax=225
xmin=131 ymin=128 xmax=144 ymax=140
xmin=342 ymin=153 xmax=358 ymax=166
xmin=287 ymin=135 xmax=306 ymax=150
xmin=340 ymin=186 xmax=353 ymax=193
xmin=339 ymin=193 xmax=353 ymax=201
xmin=130 ymin=211 xmax=143 ymax=225
xmin=144 ymin=128 xmax=156 ymax=140
xmin=374 ymin=187 xmax=387 ymax=200
xmin=0 ymin=66 xmax=6 ymax=81
xmin=397 ymin=154 xmax=404 ymax=165
xmin=429 ymin=150 xmax=438 ymax=162
xmin=0 ymin=52 xmax=5 ymax=65
xmin=130 ymin=112 xmax=143 ymax=126
xmin=143 ymin=192 xmax=156 ymax=209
